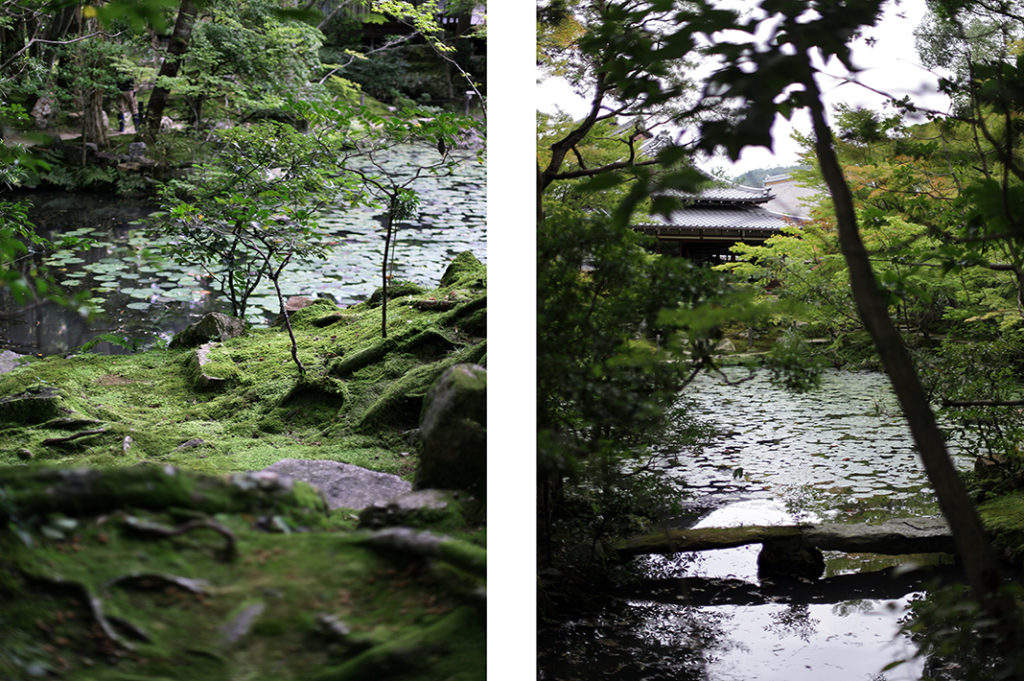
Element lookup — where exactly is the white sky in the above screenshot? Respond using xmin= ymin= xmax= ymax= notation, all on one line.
xmin=537 ymin=0 xmax=950 ymax=176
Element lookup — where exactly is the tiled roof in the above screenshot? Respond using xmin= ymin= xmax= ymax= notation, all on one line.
xmin=665 ymin=185 xmax=772 ymax=204
xmin=761 ymin=178 xmax=819 ymax=219
xmin=635 ymin=205 xmax=791 ymax=231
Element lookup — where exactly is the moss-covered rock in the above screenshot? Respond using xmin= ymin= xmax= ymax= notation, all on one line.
xmin=356 ymin=342 xmax=486 ymax=432
xmin=185 ymin=342 xmax=241 ymax=391
xmin=168 ymin=311 xmax=246 ymax=349
xmin=365 ymin=280 xmax=427 ymax=308
xmin=415 ymin=364 xmax=486 ymax=496
xmin=358 ymin=489 xmax=469 ymax=532
xmin=0 ymin=464 xmax=328 ymax=521
xmin=0 ymin=385 xmax=63 ymax=425
xmin=439 ymin=251 xmax=485 ymax=288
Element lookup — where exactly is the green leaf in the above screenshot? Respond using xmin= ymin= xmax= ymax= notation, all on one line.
xmin=578 ymin=172 xmax=625 ymax=192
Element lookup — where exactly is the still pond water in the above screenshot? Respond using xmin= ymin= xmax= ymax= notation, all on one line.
xmin=542 ymin=368 xmax=970 ymax=681
xmin=0 ymin=146 xmax=484 ymax=356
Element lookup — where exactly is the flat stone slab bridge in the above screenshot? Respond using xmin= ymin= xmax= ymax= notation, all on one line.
xmin=615 ymin=517 xmax=955 ymax=558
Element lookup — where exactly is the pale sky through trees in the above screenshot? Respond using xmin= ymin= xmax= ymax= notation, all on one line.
xmin=537 ymin=0 xmax=950 ymax=175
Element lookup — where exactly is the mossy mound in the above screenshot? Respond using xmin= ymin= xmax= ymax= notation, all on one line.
xmin=0 ymin=270 xmax=486 ymax=475
xmin=365 ymin=280 xmax=427 ymax=308
xmin=439 ymin=252 xmax=485 ymax=289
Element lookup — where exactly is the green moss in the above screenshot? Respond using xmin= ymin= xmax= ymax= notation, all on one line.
xmin=439 ymin=252 xmax=485 ymax=289
xmin=355 ymin=342 xmax=486 ymax=432
xmin=0 ymin=504 xmax=483 ymax=680
xmin=365 ymin=280 xmax=427 ymax=308
xmin=0 ymin=273 xmax=486 ymax=680
xmin=0 ymin=274 xmax=484 ymax=475
xmin=980 ymin=491 xmax=1024 ymax=565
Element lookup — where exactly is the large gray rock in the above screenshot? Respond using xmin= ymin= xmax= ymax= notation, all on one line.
xmin=260 ymin=459 xmax=411 ymax=511
xmin=415 ymin=364 xmax=486 ymax=496
xmin=0 ymin=350 xmax=29 ymax=375
xmin=169 ymin=312 xmax=245 ymax=349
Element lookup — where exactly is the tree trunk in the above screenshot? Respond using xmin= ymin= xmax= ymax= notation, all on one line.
xmin=141 ymin=0 xmax=198 ymax=142
xmin=801 ymin=59 xmax=1023 ymax=659
xmin=82 ymin=88 xmax=108 ymax=149
xmin=381 ymin=210 xmax=392 ymax=339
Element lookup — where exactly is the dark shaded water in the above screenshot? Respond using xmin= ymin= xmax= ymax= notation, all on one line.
xmin=0 ymin=146 xmax=484 ymax=356
xmin=540 ymin=369 xmax=970 ymax=681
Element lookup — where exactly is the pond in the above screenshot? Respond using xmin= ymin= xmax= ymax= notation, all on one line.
xmin=0 ymin=145 xmax=485 ymax=356
xmin=540 ymin=369 xmax=971 ymax=681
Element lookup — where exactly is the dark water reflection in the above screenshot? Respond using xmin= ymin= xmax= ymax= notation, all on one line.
xmin=540 ymin=370 xmax=971 ymax=681
xmin=0 ymin=147 xmax=485 ymax=356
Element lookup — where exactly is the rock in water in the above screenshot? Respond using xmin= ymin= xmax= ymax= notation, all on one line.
xmin=169 ymin=312 xmax=245 ymax=349
xmin=758 ymin=536 xmax=825 ymax=581
xmin=415 ymin=364 xmax=486 ymax=496
xmin=260 ymin=459 xmax=411 ymax=510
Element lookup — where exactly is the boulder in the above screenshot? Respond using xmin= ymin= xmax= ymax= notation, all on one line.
xmin=169 ymin=312 xmax=245 ymax=349
xmin=757 ymin=536 xmax=825 ymax=581
xmin=415 ymin=364 xmax=486 ymax=496
xmin=260 ymin=458 xmax=411 ymax=511
xmin=0 ymin=350 xmax=29 ymax=376
xmin=358 ymin=489 xmax=465 ymax=531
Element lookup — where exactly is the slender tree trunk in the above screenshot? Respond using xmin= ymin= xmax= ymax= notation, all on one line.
xmin=802 ymin=60 xmax=1023 ymax=663
xmin=381 ymin=210 xmax=392 ymax=339
xmin=141 ymin=0 xmax=198 ymax=142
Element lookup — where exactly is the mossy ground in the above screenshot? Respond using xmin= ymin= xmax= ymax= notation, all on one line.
xmin=0 ymin=260 xmax=486 ymax=680
xmin=1 ymin=505 xmax=483 ymax=680
xmin=0 ymin=270 xmax=485 ymax=474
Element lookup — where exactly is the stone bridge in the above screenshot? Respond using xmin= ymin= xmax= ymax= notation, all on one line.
xmin=614 ymin=517 xmax=955 ymax=580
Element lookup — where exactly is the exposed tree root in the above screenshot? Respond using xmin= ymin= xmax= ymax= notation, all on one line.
xmin=39 ymin=417 xmax=104 ymax=430
xmin=120 ymin=516 xmax=237 ymax=561
xmin=105 ymin=572 xmax=210 ymax=594
xmin=311 ymin=606 xmax=478 ymax=681
xmin=41 ymin=428 xmax=107 ymax=447
xmin=20 ymin=570 xmax=138 ymax=651
xmin=359 ymin=528 xmax=485 ymax=578
xmin=0 ymin=465 xmax=321 ymax=521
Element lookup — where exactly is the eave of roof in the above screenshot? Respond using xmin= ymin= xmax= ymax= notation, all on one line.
xmin=634 ymin=205 xmax=791 ymax=231
xmin=662 ymin=184 xmax=773 ymax=205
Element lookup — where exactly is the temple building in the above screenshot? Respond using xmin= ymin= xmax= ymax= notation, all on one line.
xmin=632 ymin=173 xmax=817 ymax=262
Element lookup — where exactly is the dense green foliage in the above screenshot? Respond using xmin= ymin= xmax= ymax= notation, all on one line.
xmin=540 ymin=0 xmax=1024 ymax=674
xmin=0 ymin=0 xmax=485 ymax=323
